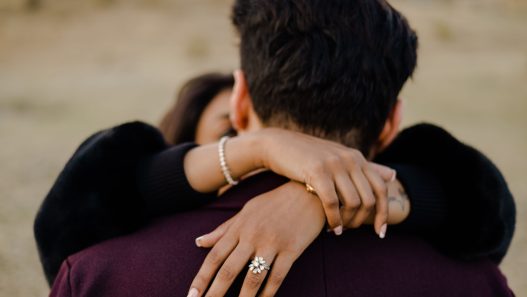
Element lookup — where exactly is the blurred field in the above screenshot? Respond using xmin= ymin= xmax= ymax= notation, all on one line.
xmin=0 ymin=0 xmax=526 ymax=296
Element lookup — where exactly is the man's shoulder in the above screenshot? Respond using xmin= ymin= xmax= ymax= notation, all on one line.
xmin=58 ymin=211 xmax=234 ymax=297
xmin=66 ymin=214 xmax=206 ymax=268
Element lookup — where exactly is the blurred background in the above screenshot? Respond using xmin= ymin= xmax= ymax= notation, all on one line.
xmin=0 ymin=0 xmax=525 ymax=296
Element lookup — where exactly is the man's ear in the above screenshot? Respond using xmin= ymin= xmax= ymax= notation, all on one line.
xmin=376 ymin=99 xmax=403 ymax=152
xmin=229 ymin=69 xmax=252 ymax=132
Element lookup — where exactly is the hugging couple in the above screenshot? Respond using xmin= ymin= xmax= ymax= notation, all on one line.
xmin=35 ymin=0 xmax=516 ymax=296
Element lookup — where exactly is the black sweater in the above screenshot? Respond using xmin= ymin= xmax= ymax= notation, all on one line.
xmin=34 ymin=122 xmax=516 ymax=286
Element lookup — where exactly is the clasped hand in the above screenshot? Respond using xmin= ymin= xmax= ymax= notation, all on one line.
xmin=189 ymin=182 xmax=325 ymax=297
xmin=187 ymin=129 xmax=397 ymax=297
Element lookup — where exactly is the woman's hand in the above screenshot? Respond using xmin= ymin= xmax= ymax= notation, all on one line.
xmin=187 ymin=179 xmax=410 ymax=297
xmin=188 ymin=181 xmax=326 ymax=297
xmin=184 ymin=128 xmax=396 ymax=237
xmin=254 ymin=128 xmax=396 ymax=237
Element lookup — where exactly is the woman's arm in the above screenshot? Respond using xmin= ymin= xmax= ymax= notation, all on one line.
xmin=34 ymin=122 xmax=169 ymax=286
xmin=186 ymin=125 xmax=515 ymax=296
xmin=35 ymin=121 xmax=514 ymax=287
xmin=374 ymin=123 xmax=515 ymax=263
xmin=34 ymin=122 xmax=397 ymax=286
xmin=182 ymin=128 xmax=398 ymax=235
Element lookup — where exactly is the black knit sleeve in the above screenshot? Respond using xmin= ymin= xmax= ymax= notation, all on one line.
xmin=387 ymin=164 xmax=449 ymax=233
xmin=34 ymin=122 xmax=213 ymax=287
xmin=137 ymin=143 xmax=217 ymax=216
xmin=375 ymin=123 xmax=516 ymax=264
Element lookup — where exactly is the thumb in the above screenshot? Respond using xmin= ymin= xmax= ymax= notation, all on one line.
xmin=195 ymin=216 xmax=235 ymax=248
xmin=369 ymin=163 xmax=396 ymax=182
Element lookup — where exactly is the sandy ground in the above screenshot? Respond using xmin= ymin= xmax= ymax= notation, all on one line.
xmin=0 ymin=0 xmax=525 ymax=296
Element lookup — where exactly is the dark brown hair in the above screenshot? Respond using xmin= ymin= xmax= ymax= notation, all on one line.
xmin=232 ymin=0 xmax=417 ymax=152
xmin=159 ymin=73 xmax=234 ymax=145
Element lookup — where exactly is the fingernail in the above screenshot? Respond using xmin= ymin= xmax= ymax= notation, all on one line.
xmin=391 ymin=170 xmax=397 ymax=182
xmin=187 ymin=288 xmax=199 ymax=297
xmin=379 ymin=224 xmax=387 ymax=239
xmin=333 ymin=225 xmax=343 ymax=236
xmin=195 ymin=236 xmax=203 ymax=247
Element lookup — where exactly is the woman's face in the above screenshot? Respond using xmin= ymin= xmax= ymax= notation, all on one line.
xmin=195 ymin=88 xmax=234 ymax=145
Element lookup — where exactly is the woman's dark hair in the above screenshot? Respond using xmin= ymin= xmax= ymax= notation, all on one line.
xmin=232 ymin=0 xmax=418 ymax=152
xmin=159 ymin=73 xmax=234 ymax=145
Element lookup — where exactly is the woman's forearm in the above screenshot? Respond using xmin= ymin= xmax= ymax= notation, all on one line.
xmin=183 ymin=133 xmax=264 ymax=193
xmin=183 ymin=130 xmax=411 ymax=226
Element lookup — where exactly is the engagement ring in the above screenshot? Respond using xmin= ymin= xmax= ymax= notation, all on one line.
xmin=248 ymin=256 xmax=271 ymax=274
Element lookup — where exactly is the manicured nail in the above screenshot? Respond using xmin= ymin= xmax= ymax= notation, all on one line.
xmin=379 ymin=224 xmax=387 ymax=239
xmin=187 ymin=288 xmax=199 ymax=297
xmin=391 ymin=170 xmax=397 ymax=182
xmin=333 ymin=225 xmax=343 ymax=236
xmin=195 ymin=236 xmax=203 ymax=247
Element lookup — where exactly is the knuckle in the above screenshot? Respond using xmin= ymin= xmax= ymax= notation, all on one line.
xmin=341 ymin=203 xmax=355 ymax=214
xmin=243 ymin=199 xmax=259 ymax=212
xmin=287 ymin=240 xmax=304 ymax=254
xmin=207 ymin=250 xmax=223 ymax=266
xmin=378 ymin=204 xmax=389 ymax=216
xmin=349 ymin=161 xmax=362 ymax=172
xmin=280 ymin=238 xmax=301 ymax=254
xmin=352 ymin=149 xmax=366 ymax=162
xmin=246 ymin=273 xmax=262 ymax=289
xmin=269 ymin=273 xmax=285 ymax=286
xmin=341 ymin=210 xmax=355 ymax=226
xmin=326 ymin=155 xmax=341 ymax=167
xmin=377 ymin=184 xmax=388 ymax=196
xmin=377 ymin=212 xmax=388 ymax=221
xmin=323 ymin=198 xmax=339 ymax=209
xmin=193 ymin=274 xmax=208 ymax=289
xmin=217 ymin=266 xmax=236 ymax=282
xmin=347 ymin=198 xmax=361 ymax=208
xmin=236 ymin=243 xmax=253 ymax=255
xmin=341 ymin=204 xmax=353 ymax=213
xmin=341 ymin=151 xmax=357 ymax=164
xmin=268 ymin=271 xmax=286 ymax=287
xmin=363 ymin=199 xmax=375 ymax=211
xmin=311 ymin=161 xmax=326 ymax=174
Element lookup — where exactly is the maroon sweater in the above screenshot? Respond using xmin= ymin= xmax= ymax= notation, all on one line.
xmin=49 ymin=173 xmax=514 ymax=297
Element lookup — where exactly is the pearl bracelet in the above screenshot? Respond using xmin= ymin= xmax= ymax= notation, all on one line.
xmin=218 ymin=136 xmax=239 ymax=186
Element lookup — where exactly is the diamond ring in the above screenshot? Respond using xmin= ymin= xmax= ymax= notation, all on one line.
xmin=248 ymin=256 xmax=271 ymax=274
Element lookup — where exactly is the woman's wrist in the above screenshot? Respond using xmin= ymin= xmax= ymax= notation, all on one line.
xmin=247 ymin=128 xmax=276 ymax=170
xmin=222 ymin=133 xmax=266 ymax=181
xmin=249 ymin=128 xmax=299 ymax=178
xmin=184 ymin=133 xmax=266 ymax=193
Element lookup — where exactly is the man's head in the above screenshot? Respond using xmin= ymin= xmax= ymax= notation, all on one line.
xmin=229 ymin=0 xmax=418 ymax=155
